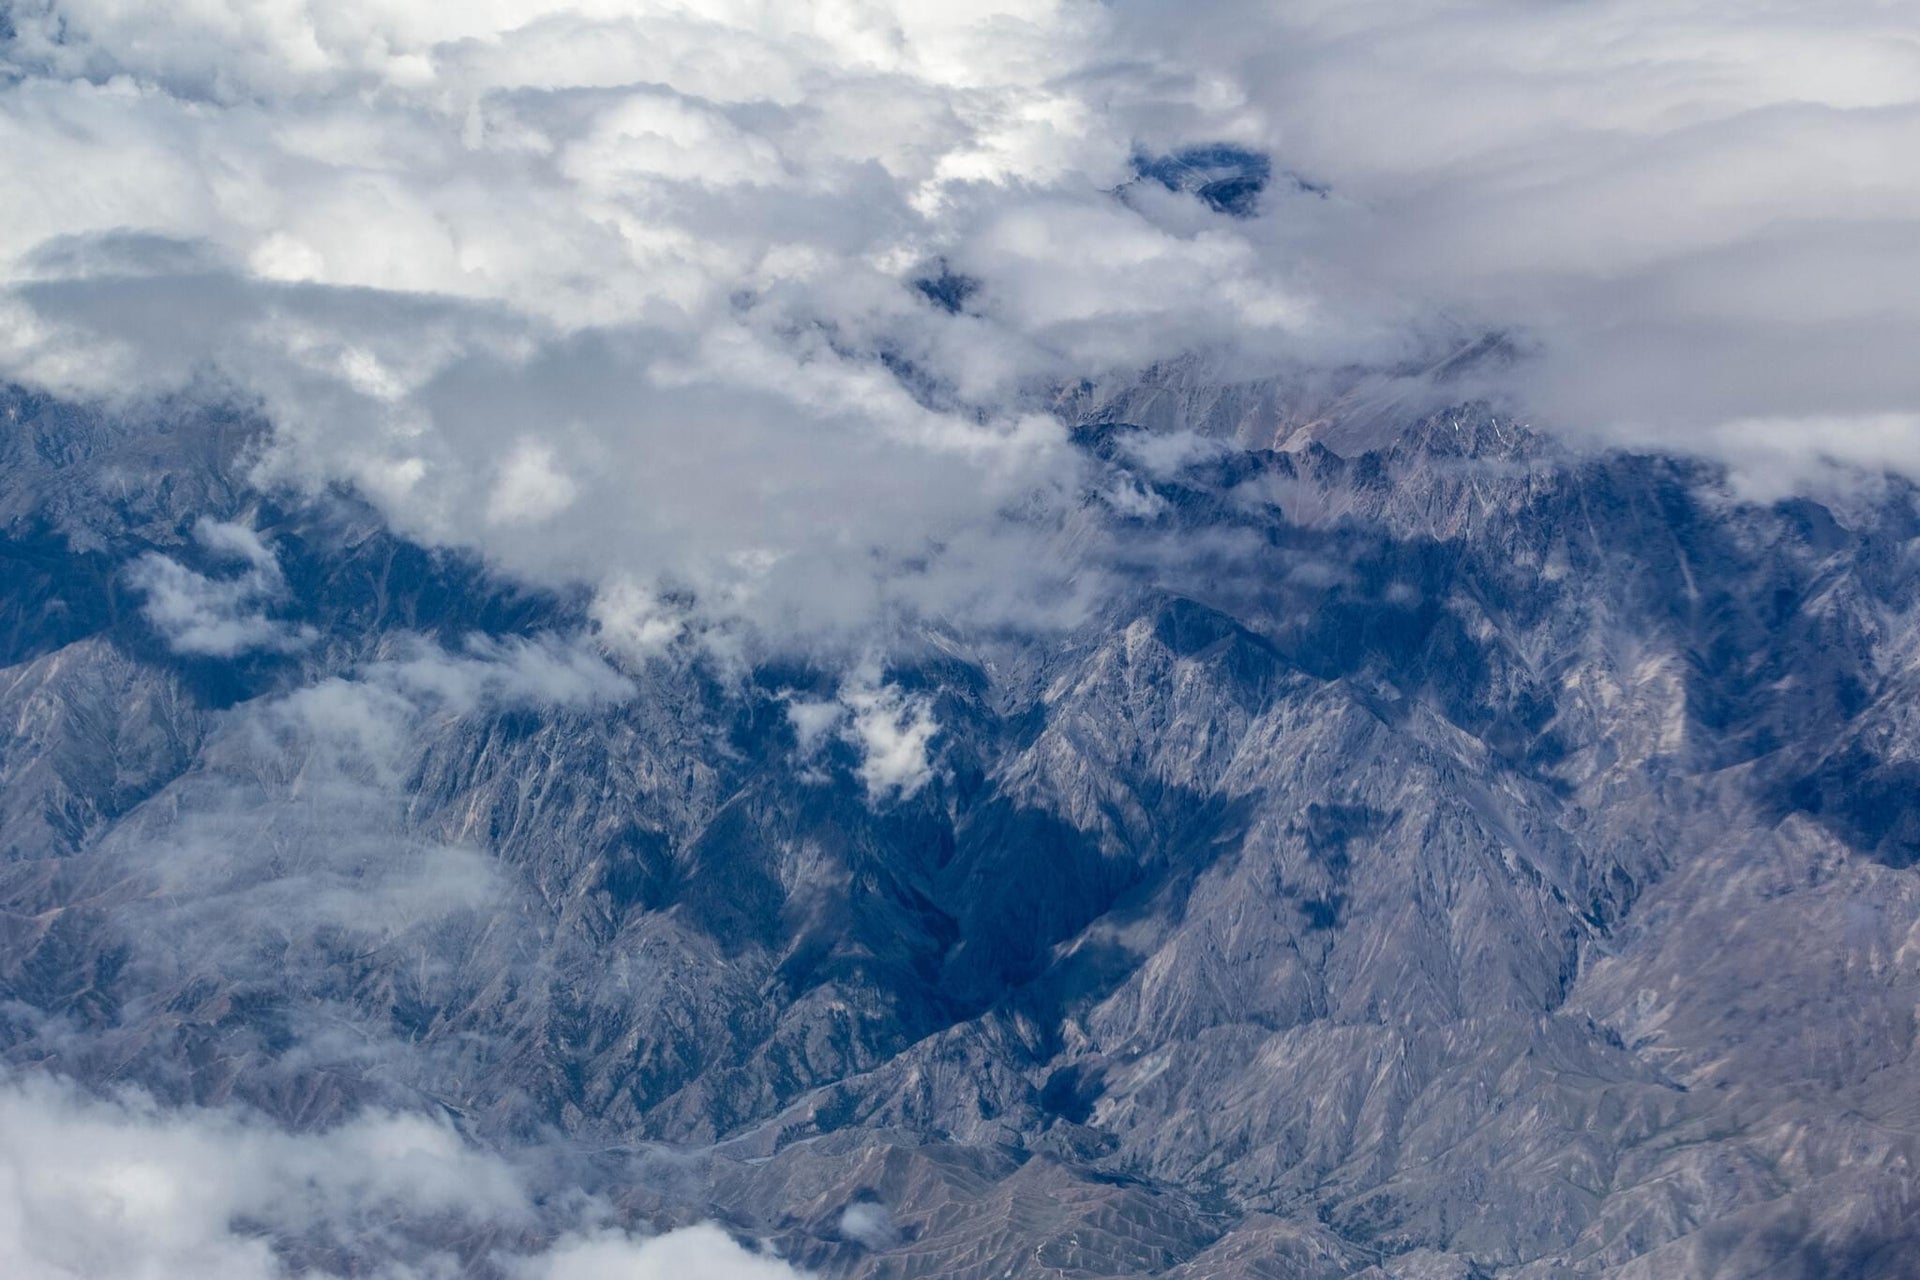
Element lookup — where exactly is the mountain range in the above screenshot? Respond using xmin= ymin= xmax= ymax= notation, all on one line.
xmin=2 ymin=381 xmax=1917 ymax=1279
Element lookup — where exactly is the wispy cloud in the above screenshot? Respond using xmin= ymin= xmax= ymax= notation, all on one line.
xmin=126 ymin=519 xmax=315 ymax=657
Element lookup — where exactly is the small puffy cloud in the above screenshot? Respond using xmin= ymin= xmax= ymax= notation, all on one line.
xmin=518 ymin=1225 xmax=809 ymax=1280
xmin=191 ymin=519 xmax=278 ymax=569
xmin=840 ymin=673 xmax=939 ymax=802
xmin=837 ymin=1201 xmax=900 ymax=1250
xmin=785 ymin=696 xmax=845 ymax=756
xmin=0 ymin=1071 xmax=810 ymax=1280
xmin=781 ymin=671 xmax=939 ymax=800
xmin=126 ymin=519 xmax=315 ymax=657
xmin=589 ymin=578 xmax=687 ymax=661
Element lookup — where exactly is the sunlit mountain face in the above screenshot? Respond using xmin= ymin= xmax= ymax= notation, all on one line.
xmin=2 ymin=5 xmax=1919 ymax=1279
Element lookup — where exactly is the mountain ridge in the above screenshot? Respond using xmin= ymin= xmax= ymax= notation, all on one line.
xmin=1 ymin=384 xmax=1917 ymax=1277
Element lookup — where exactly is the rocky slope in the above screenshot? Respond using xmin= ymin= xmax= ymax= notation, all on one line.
xmin=1 ymin=384 xmax=1917 ymax=1278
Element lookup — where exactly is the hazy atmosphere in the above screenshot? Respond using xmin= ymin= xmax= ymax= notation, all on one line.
xmin=2 ymin=3 xmax=1918 ymax=1278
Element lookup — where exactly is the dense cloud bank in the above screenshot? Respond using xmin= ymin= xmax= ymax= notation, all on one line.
xmin=1104 ymin=0 xmax=1920 ymax=495
xmin=2 ymin=1 xmax=1912 ymax=643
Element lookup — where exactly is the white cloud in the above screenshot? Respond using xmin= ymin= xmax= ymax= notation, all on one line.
xmin=126 ymin=519 xmax=316 ymax=657
xmin=0 ymin=1071 xmax=525 ymax=1280
xmin=0 ymin=0 xmax=1212 ymax=653
xmin=487 ymin=441 xmax=579 ymax=526
xmin=839 ymin=671 xmax=939 ymax=802
xmin=516 ymin=1225 xmax=808 ymax=1280
xmin=0 ymin=1071 xmax=808 ymax=1280
xmin=589 ymin=577 xmax=687 ymax=660
xmin=784 ymin=696 xmax=844 ymax=756
xmin=1099 ymin=0 xmax=1920 ymax=474
xmin=3 ymin=0 xmax=1918 ymax=660
xmin=191 ymin=519 xmax=278 ymax=570
xmin=836 ymin=1201 xmax=900 ymax=1250
xmin=379 ymin=634 xmax=635 ymax=713
xmin=780 ymin=668 xmax=941 ymax=800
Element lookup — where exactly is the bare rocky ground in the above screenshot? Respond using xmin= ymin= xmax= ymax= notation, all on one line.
xmin=3 ymin=383 xmax=1917 ymax=1278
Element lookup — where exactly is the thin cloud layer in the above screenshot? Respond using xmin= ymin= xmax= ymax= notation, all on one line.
xmin=26 ymin=634 xmax=633 ymax=1106
xmin=1 ymin=0 xmax=1916 ymax=651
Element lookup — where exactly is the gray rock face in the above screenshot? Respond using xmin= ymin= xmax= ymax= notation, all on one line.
xmin=2 ymin=384 xmax=1918 ymax=1278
